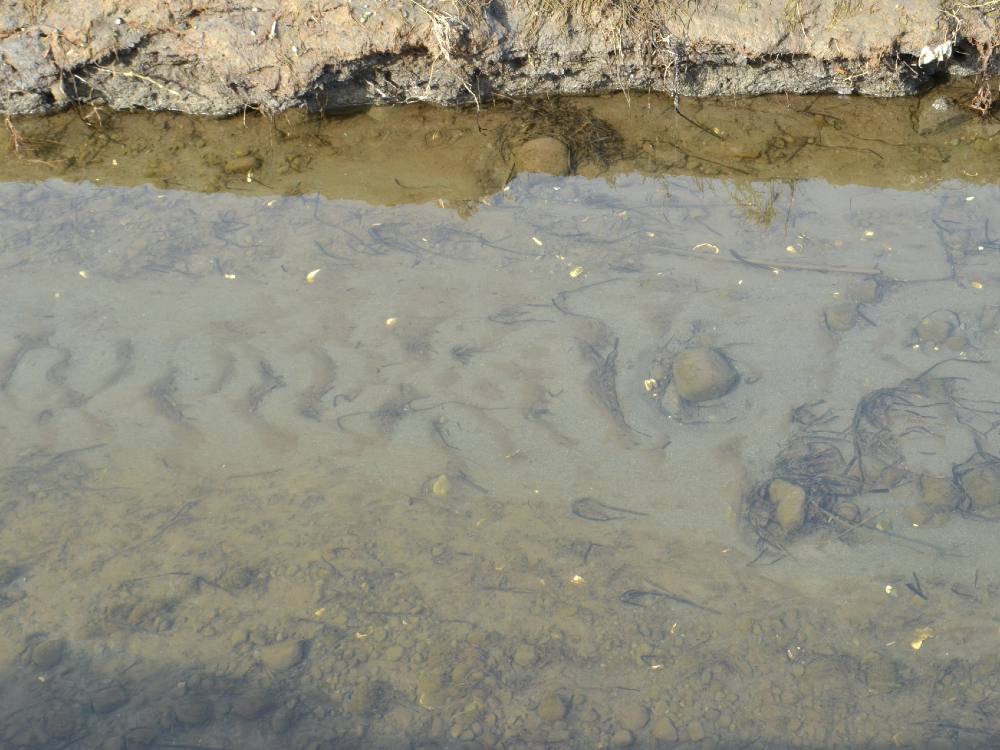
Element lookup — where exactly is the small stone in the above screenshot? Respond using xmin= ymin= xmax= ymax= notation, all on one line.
xmin=223 ymin=155 xmax=260 ymax=174
xmin=513 ymin=644 xmax=537 ymax=667
xmin=259 ymin=640 xmax=303 ymax=671
xmin=916 ymin=96 xmax=967 ymax=135
xmin=905 ymin=503 xmax=935 ymax=527
xmin=270 ymin=705 xmax=294 ymax=733
xmin=92 ymin=685 xmax=128 ymax=714
xmin=959 ymin=464 xmax=1000 ymax=511
xmin=916 ymin=316 xmax=954 ymax=345
xmin=686 ymin=719 xmax=706 ymax=742
xmin=832 ymin=500 xmax=861 ymax=523
xmin=919 ymin=475 xmax=959 ymax=511
xmin=432 ymin=474 xmax=450 ymax=496
xmin=174 ymin=693 xmax=213 ymax=725
xmin=848 ymin=278 xmax=880 ymax=303
xmin=514 ymin=137 xmax=571 ymax=176
xmin=233 ymin=687 xmax=276 ymax=719
xmin=537 ymin=692 xmax=567 ymax=722
xmin=612 ymin=728 xmax=634 ymax=747
xmin=862 ymin=652 xmax=899 ymax=693
xmin=31 ymin=638 xmax=65 ymax=669
xmin=384 ymin=645 xmax=404 ymax=662
xmin=671 ymin=348 xmax=738 ymax=403
xmin=944 ymin=335 xmax=968 ymax=352
xmin=618 ymin=702 xmax=649 ymax=732
xmin=652 ymin=716 xmax=678 ymax=741
xmin=824 ymin=302 xmax=858 ymax=332
xmin=769 ymin=479 xmax=807 ymax=533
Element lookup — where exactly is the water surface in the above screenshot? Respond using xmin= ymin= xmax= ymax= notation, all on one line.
xmin=1 ymin=89 xmax=1000 ymax=749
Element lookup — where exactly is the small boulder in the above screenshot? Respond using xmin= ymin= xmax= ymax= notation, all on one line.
xmin=31 ymin=638 xmax=65 ymax=669
xmin=514 ymin=137 xmax=571 ymax=176
xmin=769 ymin=479 xmax=807 ymax=533
xmin=671 ymin=348 xmax=738 ymax=403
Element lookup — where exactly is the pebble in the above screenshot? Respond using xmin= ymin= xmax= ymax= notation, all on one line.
xmin=44 ymin=705 xmax=78 ymax=739
xmin=513 ymin=644 xmax=537 ymax=667
xmin=687 ymin=719 xmax=706 ymax=741
xmin=618 ymin=702 xmax=649 ymax=732
xmin=223 ymin=155 xmax=260 ymax=173
xmin=671 ymin=348 xmax=738 ymax=402
xmin=920 ymin=475 xmax=959 ymax=510
xmin=259 ymin=640 xmax=303 ymax=671
xmin=384 ymin=645 xmax=405 ymax=661
xmin=652 ymin=716 xmax=678 ymax=741
xmin=174 ymin=694 xmax=213 ymax=725
xmin=233 ymin=687 xmax=276 ymax=719
xmin=916 ymin=316 xmax=954 ymax=345
xmin=514 ymin=137 xmax=571 ymax=176
xmin=959 ymin=464 xmax=1000 ymax=510
xmin=612 ymin=728 xmax=634 ymax=746
xmin=823 ymin=301 xmax=858 ymax=332
xmin=769 ymin=479 xmax=807 ymax=533
xmin=537 ymin=692 xmax=567 ymax=722
xmin=31 ymin=638 xmax=65 ymax=669
xmin=905 ymin=503 xmax=935 ymax=527
xmin=91 ymin=685 xmax=128 ymax=714
xmin=848 ymin=277 xmax=880 ymax=303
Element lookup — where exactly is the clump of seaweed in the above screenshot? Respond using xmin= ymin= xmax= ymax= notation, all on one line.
xmin=744 ymin=359 xmax=1000 ymax=558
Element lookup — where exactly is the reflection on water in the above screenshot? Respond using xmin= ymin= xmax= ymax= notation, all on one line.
xmin=2 ymin=101 xmax=1000 ymax=750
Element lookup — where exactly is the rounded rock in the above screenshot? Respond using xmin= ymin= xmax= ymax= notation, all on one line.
xmin=514 ymin=137 xmax=571 ymax=176
xmin=920 ymin=475 xmax=959 ymax=510
xmin=612 ymin=728 xmax=634 ymax=747
xmin=513 ymin=644 xmax=537 ymax=667
xmin=91 ymin=685 xmax=128 ymax=714
xmin=769 ymin=479 xmax=807 ymax=533
xmin=233 ymin=687 xmax=276 ymax=719
xmin=824 ymin=302 xmax=858 ymax=333
xmin=537 ymin=692 xmax=567 ymax=722
xmin=174 ymin=694 xmax=213 ymax=725
xmin=686 ymin=719 xmax=706 ymax=742
xmin=671 ymin=348 xmax=738 ymax=403
xmin=259 ymin=640 xmax=303 ymax=671
xmin=652 ymin=716 xmax=678 ymax=741
xmin=31 ymin=638 xmax=65 ymax=669
xmin=618 ymin=702 xmax=649 ymax=732
xmin=959 ymin=464 xmax=1000 ymax=511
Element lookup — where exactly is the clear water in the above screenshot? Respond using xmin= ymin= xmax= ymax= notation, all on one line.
xmin=1 ymin=90 xmax=1000 ymax=749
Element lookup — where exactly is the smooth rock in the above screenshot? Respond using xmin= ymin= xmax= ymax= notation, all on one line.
xmin=537 ymin=692 xmax=567 ymax=722
xmin=960 ymin=464 xmax=1000 ymax=510
xmin=671 ymin=348 xmax=738 ymax=403
xmin=514 ymin=644 xmax=537 ymax=667
xmin=824 ymin=301 xmax=858 ymax=332
xmin=916 ymin=96 xmax=968 ymax=135
xmin=259 ymin=640 xmax=303 ymax=671
xmin=44 ymin=705 xmax=78 ymax=739
xmin=223 ymin=155 xmax=260 ymax=173
xmin=92 ymin=685 xmax=128 ymax=714
xmin=769 ymin=479 xmax=807 ymax=533
xmin=916 ymin=316 xmax=954 ymax=344
xmin=848 ymin=278 xmax=880 ymax=303
xmin=862 ymin=652 xmax=899 ymax=692
xmin=687 ymin=719 xmax=706 ymax=741
xmin=612 ymin=728 xmax=634 ymax=747
xmin=652 ymin=716 xmax=678 ymax=741
xmin=919 ymin=475 xmax=959 ymax=511
xmin=905 ymin=503 xmax=935 ymax=527
xmin=619 ymin=702 xmax=649 ymax=732
xmin=31 ymin=638 xmax=65 ymax=669
xmin=514 ymin=137 xmax=571 ymax=176
xmin=233 ymin=687 xmax=276 ymax=719
xmin=174 ymin=694 xmax=213 ymax=725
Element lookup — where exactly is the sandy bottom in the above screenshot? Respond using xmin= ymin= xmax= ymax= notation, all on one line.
xmin=0 ymin=167 xmax=999 ymax=749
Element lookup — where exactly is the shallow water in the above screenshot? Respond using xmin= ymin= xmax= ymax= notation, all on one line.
xmin=1 ymin=90 xmax=1000 ymax=750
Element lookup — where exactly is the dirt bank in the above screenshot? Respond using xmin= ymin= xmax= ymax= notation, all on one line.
xmin=1 ymin=0 xmax=998 ymax=116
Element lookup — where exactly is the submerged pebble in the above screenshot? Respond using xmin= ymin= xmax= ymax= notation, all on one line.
xmin=671 ymin=348 xmax=738 ymax=403
xmin=31 ymin=638 xmax=65 ymax=669
xmin=259 ymin=640 xmax=303 ymax=671
xmin=824 ymin=301 xmax=858 ymax=332
xmin=174 ymin=693 xmax=213 ymax=725
xmin=537 ymin=692 xmax=567 ymax=722
xmin=959 ymin=464 xmax=1000 ymax=511
xmin=769 ymin=479 xmax=806 ymax=533
xmin=919 ymin=475 xmax=959 ymax=511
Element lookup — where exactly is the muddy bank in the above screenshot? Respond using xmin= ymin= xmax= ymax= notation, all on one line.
xmin=1 ymin=0 xmax=999 ymax=116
